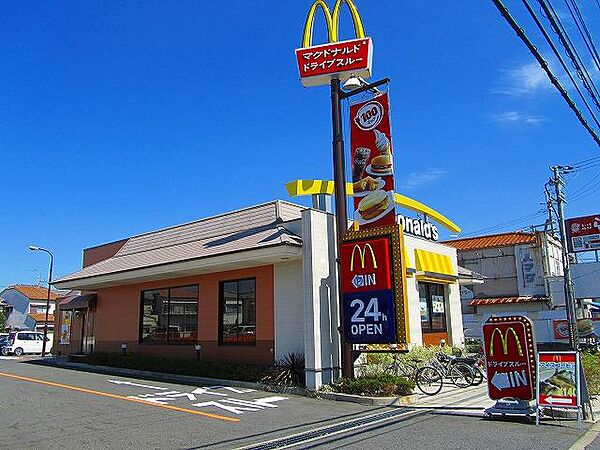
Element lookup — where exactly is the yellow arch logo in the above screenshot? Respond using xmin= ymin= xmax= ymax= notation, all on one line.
xmin=302 ymin=0 xmax=366 ymax=48
xmin=350 ymin=243 xmax=378 ymax=271
xmin=488 ymin=327 xmax=524 ymax=357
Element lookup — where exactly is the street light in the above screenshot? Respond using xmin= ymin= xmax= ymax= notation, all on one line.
xmin=342 ymin=75 xmax=382 ymax=94
xmin=28 ymin=245 xmax=53 ymax=357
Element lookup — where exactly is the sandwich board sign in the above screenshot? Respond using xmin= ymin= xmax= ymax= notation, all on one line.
xmin=483 ymin=315 xmax=536 ymax=401
xmin=536 ymin=351 xmax=582 ymax=426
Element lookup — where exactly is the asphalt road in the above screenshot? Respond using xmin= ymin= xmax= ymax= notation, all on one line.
xmin=0 ymin=358 xmax=594 ymax=449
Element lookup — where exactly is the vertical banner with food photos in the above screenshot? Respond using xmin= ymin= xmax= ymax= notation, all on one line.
xmin=60 ymin=310 xmax=72 ymax=345
xmin=350 ymin=92 xmax=396 ymax=229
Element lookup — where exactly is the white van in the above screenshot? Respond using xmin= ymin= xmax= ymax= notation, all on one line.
xmin=2 ymin=331 xmax=52 ymax=356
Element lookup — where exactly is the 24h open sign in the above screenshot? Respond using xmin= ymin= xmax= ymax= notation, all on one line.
xmin=483 ymin=316 xmax=537 ymax=401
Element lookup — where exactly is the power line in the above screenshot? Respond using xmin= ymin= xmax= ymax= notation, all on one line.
xmin=564 ymin=0 xmax=600 ymax=73
xmin=542 ymin=0 xmax=600 ymax=109
xmin=456 ymin=209 xmax=547 ymax=237
xmin=526 ymin=0 xmax=600 ymax=126
xmin=491 ymin=0 xmax=600 ymax=146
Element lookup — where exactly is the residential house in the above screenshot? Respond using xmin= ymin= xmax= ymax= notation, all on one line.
xmin=0 ymin=285 xmax=59 ymax=334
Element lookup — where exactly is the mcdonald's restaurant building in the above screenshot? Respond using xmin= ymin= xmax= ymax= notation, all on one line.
xmin=53 ymin=192 xmax=464 ymax=390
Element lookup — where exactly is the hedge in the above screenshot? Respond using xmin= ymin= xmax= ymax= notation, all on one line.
xmin=80 ymin=352 xmax=269 ymax=382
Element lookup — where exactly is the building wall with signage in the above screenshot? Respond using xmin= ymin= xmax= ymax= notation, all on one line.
xmin=403 ymin=234 xmax=464 ymax=348
xmin=52 ymin=200 xmax=466 ymax=390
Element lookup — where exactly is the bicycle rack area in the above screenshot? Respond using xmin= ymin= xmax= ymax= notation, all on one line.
xmin=350 ymin=348 xmax=408 ymax=366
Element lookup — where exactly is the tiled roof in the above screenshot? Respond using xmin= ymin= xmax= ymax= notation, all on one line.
xmin=12 ymin=285 xmax=59 ymax=301
xmin=443 ymin=232 xmax=537 ymax=251
xmin=28 ymin=313 xmax=55 ymax=323
xmin=55 ymin=201 xmax=305 ymax=284
xmin=469 ymin=296 xmax=548 ymax=306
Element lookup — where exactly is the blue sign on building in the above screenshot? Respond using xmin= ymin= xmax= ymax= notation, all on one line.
xmin=343 ymin=290 xmax=396 ymax=344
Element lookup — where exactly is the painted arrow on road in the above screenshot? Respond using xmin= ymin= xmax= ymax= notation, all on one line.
xmin=108 ymin=380 xmax=168 ymax=390
xmin=491 ymin=372 xmax=510 ymax=390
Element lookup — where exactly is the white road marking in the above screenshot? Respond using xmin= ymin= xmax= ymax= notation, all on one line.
xmin=107 ymin=379 xmax=169 ymax=390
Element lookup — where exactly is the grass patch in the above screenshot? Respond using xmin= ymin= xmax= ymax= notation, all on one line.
xmin=79 ymin=352 xmax=269 ymax=383
xmin=329 ymin=374 xmax=414 ymax=397
xmin=582 ymin=352 xmax=600 ymax=396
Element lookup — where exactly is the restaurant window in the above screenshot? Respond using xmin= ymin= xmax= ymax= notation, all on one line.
xmin=140 ymin=285 xmax=198 ymax=344
xmin=219 ymin=279 xmax=256 ymax=345
xmin=419 ymin=282 xmax=447 ymax=333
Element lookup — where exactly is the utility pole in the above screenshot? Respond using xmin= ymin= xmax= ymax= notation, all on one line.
xmin=550 ymin=165 xmax=579 ymax=350
xmin=543 ymin=185 xmax=557 ymax=236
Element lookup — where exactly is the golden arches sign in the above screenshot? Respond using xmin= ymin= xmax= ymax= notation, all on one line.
xmin=302 ymin=0 xmax=366 ymax=48
xmin=350 ymin=243 xmax=378 ymax=271
xmin=488 ymin=327 xmax=524 ymax=357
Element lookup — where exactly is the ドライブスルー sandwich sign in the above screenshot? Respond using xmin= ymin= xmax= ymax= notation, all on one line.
xmin=483 ymin=316 xmax=537 ymax=401
xmin=341 ymin=225 xmax=408 ymax=344
xmin=295 ymin=0 xmax=373 ymax=87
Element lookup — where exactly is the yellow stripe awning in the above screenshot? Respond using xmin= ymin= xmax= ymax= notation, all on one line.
xmin=414 ymin=249 xmax=457 ymax=283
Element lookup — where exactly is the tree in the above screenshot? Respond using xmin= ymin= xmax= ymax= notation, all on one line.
xmin=0 ymin=307 xmax=6 ymax=332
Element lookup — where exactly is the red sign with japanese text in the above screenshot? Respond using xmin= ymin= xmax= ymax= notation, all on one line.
xmin=295 ymin=38 xmax=373 ymax=87
xmin=566 ymin=214 xmax=600 ymax=252
xmin=350 ymin=92 xmax=396 ymax=230
xmin=537 ymin=352 xmax=579 ymax=408
xmin=340 ymin=238 xmax=392 ymax=293
xmin=483 ymin=316 xmax=536 ymax=401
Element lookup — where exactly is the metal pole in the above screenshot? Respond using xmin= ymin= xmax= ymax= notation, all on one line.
xmin=331 ymin=77 xmax=353 ymax=378
xmin=42 ymin=250 xmax=53 ymax=357
xmin=552 ymin=166 xmax=579 ymax=350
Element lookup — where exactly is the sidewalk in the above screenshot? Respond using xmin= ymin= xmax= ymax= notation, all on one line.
xmin=411 ymin=383 xmax=493 ymax=416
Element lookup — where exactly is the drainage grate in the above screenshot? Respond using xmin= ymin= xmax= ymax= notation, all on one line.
xmin=237 ymin=409 xmax=413 ymax=450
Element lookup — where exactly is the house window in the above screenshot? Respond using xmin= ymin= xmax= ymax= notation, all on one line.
xmin=419 ymin=282 xmax=447 ymax=333
xmin=219 ymin=279 xmax=256 ymax=345
xmin=140 ymin=285 xmax=198 ymax=344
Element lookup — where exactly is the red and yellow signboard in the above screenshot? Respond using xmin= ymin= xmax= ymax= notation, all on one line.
xmin=483 ymin=316 xmax=537 ymax=401
xmin=537 ymin=352 xmax=579 ymax=409
xmin=350 ymin=92 xmax=396 ymax=230
xmin=341 ymin=225 xmax=408 ymax=344
xmin=295 ymin=0 xmax=373 ymax=87
xmin=340 ymin=238 xmax=392 ymax=293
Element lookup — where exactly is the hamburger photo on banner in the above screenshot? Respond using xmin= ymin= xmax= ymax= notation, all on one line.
xmin=350 ymin=92 xmax=397 ymax=229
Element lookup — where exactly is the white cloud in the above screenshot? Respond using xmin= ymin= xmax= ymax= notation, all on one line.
xmin=491 ymin=110 xmax=548 ymax=125
xmin=493 ymin=61 xmax=553 ymax=96
xmin=400 ymin=169 xmax=447 ymax=190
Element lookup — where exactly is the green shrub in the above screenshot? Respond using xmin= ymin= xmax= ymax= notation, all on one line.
xmin=261 ymin=352 xmax=306 ymax=387
xmin=331 ymin=374 xmax=414 ymax=397
xmin=582 ymin=352 xmax=600 ymax=396
xmin=80 ymin=352 xmax=269 ymax=382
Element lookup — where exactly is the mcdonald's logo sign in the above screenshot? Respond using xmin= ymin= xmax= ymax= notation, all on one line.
xmin=295 ymin=1 xmax=373 ymax=87
xmin=301 ymin=0 xmax=365 ymax=48
xmin=482 ymin=316 xmax=536 ymax=401
xmin=340 ymin=237 xmax=392 ymax=293
xmin=350 ymin=243 xmax=378 ymax=272
xmin=488 ymin=327 xmax=524 ymax=357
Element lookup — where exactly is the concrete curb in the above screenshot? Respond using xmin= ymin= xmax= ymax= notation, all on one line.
xmin=33 ymin=357 xmax=309 ymax=397
xmin=316 ymin=391 xmax=419 ymax=406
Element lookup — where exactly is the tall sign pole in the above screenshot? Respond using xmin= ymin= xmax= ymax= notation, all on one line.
xmin=551 ymin=165 xmax=579 ymax=350
xmin=330 ymin=77 xmax=353 ymax=377
xmin=296 ymin=1 xmax=407 ymax=379
xmin=295 ymin=0 xmax=375 ymax=379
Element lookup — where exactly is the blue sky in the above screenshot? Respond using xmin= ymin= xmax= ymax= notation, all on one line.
xmin=2 ymin=0 xmax=600 ymax=287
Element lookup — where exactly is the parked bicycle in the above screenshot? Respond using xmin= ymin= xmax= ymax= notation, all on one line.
xmin=415 ymin=352 xmax=475 ymax=395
